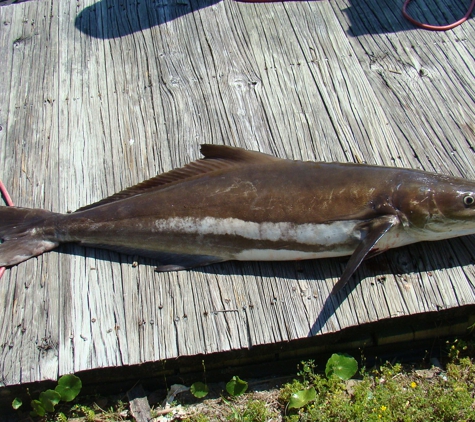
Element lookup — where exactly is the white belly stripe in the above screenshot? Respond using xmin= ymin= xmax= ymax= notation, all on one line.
xmin=235 ymin=249 xmax=351 ymax=261
xmin=149 ymin=216 xmax=431 ymax=262
xmin=154 ymin=217 xmax=362 ymax=246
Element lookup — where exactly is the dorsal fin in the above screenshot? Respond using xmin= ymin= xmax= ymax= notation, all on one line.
xmin=200 ymin=144 xmax=280 ymax=163
xmin=75 ymin=144 xmax=280 ymax=212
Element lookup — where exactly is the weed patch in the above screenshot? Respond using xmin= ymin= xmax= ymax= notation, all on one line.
xmin=10 ymin=336 xmax=475 ymax=421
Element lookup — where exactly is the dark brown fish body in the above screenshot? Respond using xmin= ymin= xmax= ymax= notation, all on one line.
xmin=2 ymin=144 xmax=475 ymax=292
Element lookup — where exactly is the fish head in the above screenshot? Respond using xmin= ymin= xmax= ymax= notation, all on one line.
xmin=392 ymin=172 xmax=475 ymax=240
xmin=418 ymin=176 xmax=475 ymax=238
xmin=432 ymin=179 xmax=475 ymax=220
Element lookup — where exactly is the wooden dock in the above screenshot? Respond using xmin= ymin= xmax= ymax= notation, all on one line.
xmin=1 ymin=0 xmax=475 ymax=398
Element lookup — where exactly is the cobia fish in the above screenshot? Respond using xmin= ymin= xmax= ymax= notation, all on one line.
xmin=2 ymin=144 xmax=475 ymax=294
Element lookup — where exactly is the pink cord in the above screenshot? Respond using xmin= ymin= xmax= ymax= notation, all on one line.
xmin=0 ymin=180 xmax=13 ymax=207
xmin=0 ymin=180 xmax=14 ymax=280
xmin=403 ymin=0 xmax=475 ymax=30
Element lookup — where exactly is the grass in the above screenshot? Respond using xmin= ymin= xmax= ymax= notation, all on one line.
xmin=277 ymin=358 xmax=475 ymax=422
xmin=10 ymin=336 xmax=475 ymax=421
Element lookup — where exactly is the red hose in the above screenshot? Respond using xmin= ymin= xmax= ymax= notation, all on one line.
xmin=403 ymin=0 xmax=475 ymax=30
xmin=0 ymin=180 xmax=14 ymax=280
xmin=237 ymin=0 xmax=474 ymax=31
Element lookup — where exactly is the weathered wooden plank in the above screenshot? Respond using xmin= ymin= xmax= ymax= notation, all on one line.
xmin=331 ymin=0 xmax=475 ymax=173
xmin=0 ymin=5 xmax=13 ymax=152
xmin=232 ymin=1 xmax=403 ymax=164
xmin=0 ymin=0 xmax=65 ymax=385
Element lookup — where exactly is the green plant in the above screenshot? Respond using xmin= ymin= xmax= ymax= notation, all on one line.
xmin=278 ymin=351 xmax=475 ymax=421
xmin=297 ymin=359 xmax=317 ymax=384
xmin=70 ymin=404 xmax=97 ymax=421
xmin=283 ymin=353 xmax=359 ymax=415
xmin=190 ymin=374 xmax=250 ymax=420
xmin=226 ymin=376 xmax=248 ymax=397
xmin=235 ymin=400 xmax=276 ymax=422
xmin=56 ymin=374 xmax=82 ymax=401
xmin=191 ymin=359 xmax=210 ymax=398
xmin=56 ymin=411 xmax=69 ymax=422
xmin=12 ymin=397 xmax=22 ymax=410
xmin=278 ymin=378 xmax=307 ymax=404
xmin=447 ymin=337 xmax=474 ymax=362
xmin=222 ymin=397 xmax=275 ymax=422
xmin=288 ymin=387 xmax=316 ymax=410
xmin=191 ymin=381 xmax=209 ymax=398
xmin=12 ymin=374 xmax=82 ymax=417
xmin=325 ymin=353 xmax=358 ymax=380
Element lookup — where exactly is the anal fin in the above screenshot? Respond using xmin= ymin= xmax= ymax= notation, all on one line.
xmin=331 ymin=215 xmax=398 ymax=294
xmin=153 ymin=252 xmax=225 ymax=272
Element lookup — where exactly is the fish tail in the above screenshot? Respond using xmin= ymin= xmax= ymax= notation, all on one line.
xmin=0 ymin=206 xmax=60 ymax=266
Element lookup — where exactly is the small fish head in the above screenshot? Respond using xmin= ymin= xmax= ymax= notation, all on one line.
xmin=425 ymin=178 xmax=475 ymax=236
xmin=433 ymin=181 xmax=475 ymax=218
xmin=393 ymin=173 xmax=475 ymax=239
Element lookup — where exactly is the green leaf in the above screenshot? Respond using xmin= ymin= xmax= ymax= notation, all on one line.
xmin=226 ymin=376 xmax=248 ymax=397
xmin=190 ymin=382 xmax=209 ymax=398
xmin=12 ymin=397 xmax=22 ymax=410
xmin=55 ymin=374 xmax=82 ymax=402
xmin=31 ymin=399 xmax=46 ymax=417
xmin=39 ymin=389 xmax=62 ymax=412
xmin=325 ymin=353 xmax=358 ymax=380
xmin=288 ymin=387 xmax=316 ymax=409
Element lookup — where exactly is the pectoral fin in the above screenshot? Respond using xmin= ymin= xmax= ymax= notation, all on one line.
xmin=331 ymin=215 xmax=398 ymax=294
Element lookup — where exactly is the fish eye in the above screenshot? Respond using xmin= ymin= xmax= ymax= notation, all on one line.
xmin=463 ymin=195 xmax=475 ymax=206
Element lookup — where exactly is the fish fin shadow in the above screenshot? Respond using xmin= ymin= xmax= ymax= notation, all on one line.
xmin=50 ymin=236 xmax=475 ymax=338
xmin=310 ymin=236 xmax=475 ymax=336
xmin=74 ymin=243 xmax=225 ymax=270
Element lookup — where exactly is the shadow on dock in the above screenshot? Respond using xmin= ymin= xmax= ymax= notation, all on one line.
xmin=75 ymin=0 xmax=221 ymax=39
xmin=58 ymin=235 xmax=475 ymax=338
